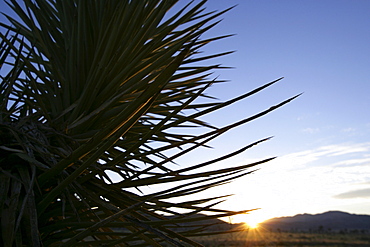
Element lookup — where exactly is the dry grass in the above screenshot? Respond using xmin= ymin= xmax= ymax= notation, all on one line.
xmin=189 ymin=226 xmax=370 ymax=246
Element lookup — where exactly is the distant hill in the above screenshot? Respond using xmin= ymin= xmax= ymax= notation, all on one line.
xmin=162 ymin=211 xmax=370 ymax=234
xmin=259 ymin=211 xmax=370 ymax=232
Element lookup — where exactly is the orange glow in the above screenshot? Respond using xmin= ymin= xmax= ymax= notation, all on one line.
xmin=247 ymin=221 xmax=259 ymax=229
xmin=230 ymin=211 xmax=269 ymax=228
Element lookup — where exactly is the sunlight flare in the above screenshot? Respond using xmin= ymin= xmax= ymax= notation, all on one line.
xmin=247 ymin=221 xmax=260 ymax=229
xmin=230 ymin=211 xmax=268 ymax=228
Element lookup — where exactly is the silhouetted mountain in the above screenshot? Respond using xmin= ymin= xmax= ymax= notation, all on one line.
xmin=161 ymin=211 xmax=370 ymax=234
xmin=259 ymin=211 xmax=370 ymax=232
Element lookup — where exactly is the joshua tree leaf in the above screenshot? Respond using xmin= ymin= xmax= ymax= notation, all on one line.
xmin=0 ymin=1 xmax=298 ymax=246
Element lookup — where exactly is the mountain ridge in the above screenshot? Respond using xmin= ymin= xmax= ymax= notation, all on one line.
xmin=258 ymin=211 xmax=370 ymax=232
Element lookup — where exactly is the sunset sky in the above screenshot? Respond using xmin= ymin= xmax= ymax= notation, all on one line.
xmin=184 ymin=0 xmax=370 ymax=225
xmin=1 ymin=0 xmax=369 ymax=228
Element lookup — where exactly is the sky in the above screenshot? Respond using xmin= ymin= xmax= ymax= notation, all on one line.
xmin=1 ymin=0 xmax=370 ymax=227
xmin=178 ymin=0 xmax=370 ymax=226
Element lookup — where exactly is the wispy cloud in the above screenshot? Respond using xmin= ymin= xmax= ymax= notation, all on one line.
xmin=302 ymin=127 xmax=320 ymax=134
xmin=265 ymin=142 xmax=370 ymax=170
xmin=323 ymin=144 xmax=370 ymax=156
xmin=334 ymin=188 xmax=370 ymax=199
xmin=341 ymin=127 xmax=356 ymax=133
xmin=333 ymin=157 xmax=370 ymax=167
xmin=222 ymin=142 xmax=370 ymax=220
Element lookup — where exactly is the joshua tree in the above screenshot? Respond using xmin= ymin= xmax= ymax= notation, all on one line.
xmin=0 ymin=0 xmax=297 ymax=246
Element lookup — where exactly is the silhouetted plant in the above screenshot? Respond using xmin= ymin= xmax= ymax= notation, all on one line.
xmin=0 ymin=0 xmax=298 ymax=246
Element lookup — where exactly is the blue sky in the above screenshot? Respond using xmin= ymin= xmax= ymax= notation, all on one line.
xmin=182 ymin=0 xmax=370 ymax=224
xmin=1 ymin=0 xmax=369 ymax=226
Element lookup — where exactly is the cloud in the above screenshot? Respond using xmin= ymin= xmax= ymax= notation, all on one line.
xmin=219 ymin=142 xmax=370 ymax=219
xmin=267 ymin=142 xmax=370 ymax=171
xmin=324 ymin=144 xmax=370 ymax=156
xmin=334 ymin=188 xmax=370 ymax=199
xmin=333 ymin=157 xmax=370 ymax=167
xmin=341 ymin=127 xmax=356 ymax=133
xmin=302 ymin=127 xmax=320 ymax=134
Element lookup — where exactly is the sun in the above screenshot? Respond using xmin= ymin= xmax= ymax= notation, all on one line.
xmin=230 ymin=211 xmax=269 ymax=229
xmin=246 ymin=220 xmax=260 ymax=229
xmin=243 ymin=214 xmax=262 ymax=229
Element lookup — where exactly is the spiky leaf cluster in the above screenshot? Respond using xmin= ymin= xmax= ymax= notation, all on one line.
xmin=0 ymin=0 xmax=297 ymax=246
